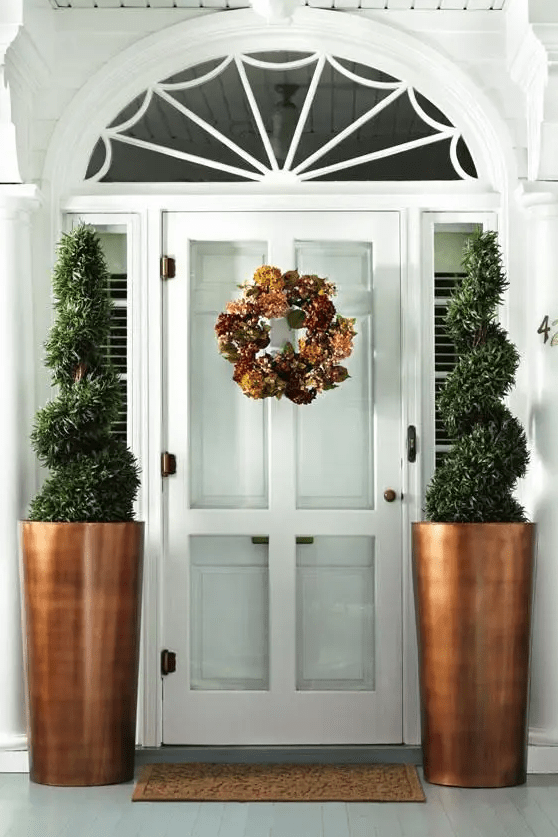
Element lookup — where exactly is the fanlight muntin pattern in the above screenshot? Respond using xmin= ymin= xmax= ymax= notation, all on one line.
xmin=86 ymin=51 xmax=477 ymax=184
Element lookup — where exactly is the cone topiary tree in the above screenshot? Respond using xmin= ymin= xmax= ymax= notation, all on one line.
xmin=424 ymin=229 xmax=529 ymax=522
xmin=28 ymin=223 xmax=140 ymax=522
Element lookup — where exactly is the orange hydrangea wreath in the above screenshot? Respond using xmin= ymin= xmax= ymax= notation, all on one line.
xmin=215 ymin=265 xmax=356 ymax=405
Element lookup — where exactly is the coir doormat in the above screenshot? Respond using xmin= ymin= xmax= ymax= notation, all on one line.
xmin=132 ymin=762 xmax=425 ymax=802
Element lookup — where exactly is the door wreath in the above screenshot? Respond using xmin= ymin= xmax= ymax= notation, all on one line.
xmin=215 ymin=265 xmax=356 ymax=405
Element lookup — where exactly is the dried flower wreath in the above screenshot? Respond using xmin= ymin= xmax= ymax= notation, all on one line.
xmin=215 ymin=265 xmax=357 ymax=405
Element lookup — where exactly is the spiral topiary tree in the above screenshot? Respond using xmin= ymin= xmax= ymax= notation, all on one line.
xmin=424 ymin=229 xmax=529 ymax=523
xmin=28 ymin=223 xmax=140 ymax=522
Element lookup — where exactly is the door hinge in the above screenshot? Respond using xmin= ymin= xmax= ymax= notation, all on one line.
xmin=161 ymin=451 xmax=177 ymax=478
xmin=160 ymin=256 xmax=176 ymax=280
xmin=161 ymin=649 xmax=176 ymax=676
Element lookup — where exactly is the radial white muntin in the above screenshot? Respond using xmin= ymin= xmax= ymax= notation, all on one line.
xmin=88 ymin=51 xmax=474 ymax=185
xmin=43 ymin=8 xmax=516 ymax=196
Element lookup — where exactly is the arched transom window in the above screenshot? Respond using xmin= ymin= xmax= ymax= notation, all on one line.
xmin=86 ymin=51 xmax=477 ymax=184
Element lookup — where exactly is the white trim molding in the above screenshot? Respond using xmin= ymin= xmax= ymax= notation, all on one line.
xmin=43 ymin=8 xmax=516 ymax=197
xmin=0 ymin=25 xmax=23 ymax=184
xmin=528 ymin=745 xmax=558 ymax=774
xmin=0 ymin=185 xmax=42 ymax=774
xmin=0 ymin=734 xmax=27 ymax=751
xmin=250 ymin=0 xmax=303 ymax=23
xmin=524 ymin=19 xmax=558 ymax=180
xmin=0 ymin=750 xmax=28 ymax=773
xmin=5 ymin=28 xmax=51 ymax=183
xmin=509 ymin=25 xmax=548 ymax=181
xmin=516 ymin=185 xmax=558 ymax=758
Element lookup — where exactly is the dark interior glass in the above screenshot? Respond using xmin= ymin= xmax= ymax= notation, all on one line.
xmin=87 ymin=50 xmax=478 ymax=183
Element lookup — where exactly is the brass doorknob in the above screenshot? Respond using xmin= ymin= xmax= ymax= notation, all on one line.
xmin=384 ymin=489 xmax=397 ymax=503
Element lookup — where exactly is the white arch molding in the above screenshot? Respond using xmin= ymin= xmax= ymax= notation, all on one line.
xmin=43 ymin=8 xmax=516 ymax=195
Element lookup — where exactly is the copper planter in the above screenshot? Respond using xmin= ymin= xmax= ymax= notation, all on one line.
xmin=20 ymin=521 xmax=144 ymax=786
xmin=412 ymin=522 xmax=535 ymax=788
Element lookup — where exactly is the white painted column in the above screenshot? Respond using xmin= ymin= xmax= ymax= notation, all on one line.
xmin=0 ymin=186 xmax=40 ymax=771
xmin=519 ymin=189 xmax=558 ymax=747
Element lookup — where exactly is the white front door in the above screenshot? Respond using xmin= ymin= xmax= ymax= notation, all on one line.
xmin=162 ymin=210 xmax=403 ymax=745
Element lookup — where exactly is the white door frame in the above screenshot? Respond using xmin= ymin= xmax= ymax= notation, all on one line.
xmin=63 ymin=190 xmax=501 ymax=749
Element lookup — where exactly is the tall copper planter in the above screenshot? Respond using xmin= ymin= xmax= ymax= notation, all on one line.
xmin=412 ymin=522 xmax=535 ymax=788
xmin=20 ymin=521 xmax=144 ymax=786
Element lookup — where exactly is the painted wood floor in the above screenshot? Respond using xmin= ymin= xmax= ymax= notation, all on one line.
xmin=2 ymin=768 xmax=558 ymax=837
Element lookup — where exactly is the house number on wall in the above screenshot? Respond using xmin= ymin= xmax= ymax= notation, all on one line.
xmin=537 ymin=316 xmax=558 ymax=346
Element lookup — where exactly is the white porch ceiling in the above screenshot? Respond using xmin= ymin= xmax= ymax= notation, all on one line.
xmin=48 ymin=1 xmax=507 ymax=10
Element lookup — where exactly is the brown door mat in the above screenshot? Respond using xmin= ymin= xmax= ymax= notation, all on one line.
xmin=132 ymin=762 xmax=425 ymax=802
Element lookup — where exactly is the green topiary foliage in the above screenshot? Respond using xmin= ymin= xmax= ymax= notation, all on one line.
xmin=424 ymin=229 xmax=529 ymax=523
xmin=28 ymin=223 xmax=140 ymax=522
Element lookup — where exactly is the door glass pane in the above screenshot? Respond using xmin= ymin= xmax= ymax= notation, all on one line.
xmin=295 ymin=242 xmax=373 ymax=509
xmin=296 ymin=536 xmax=375 ymax=692
xmin=190 ymin=536 xmax=269 ymax=690
xmin=190 ymin=242 xmax=269 ymax=508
